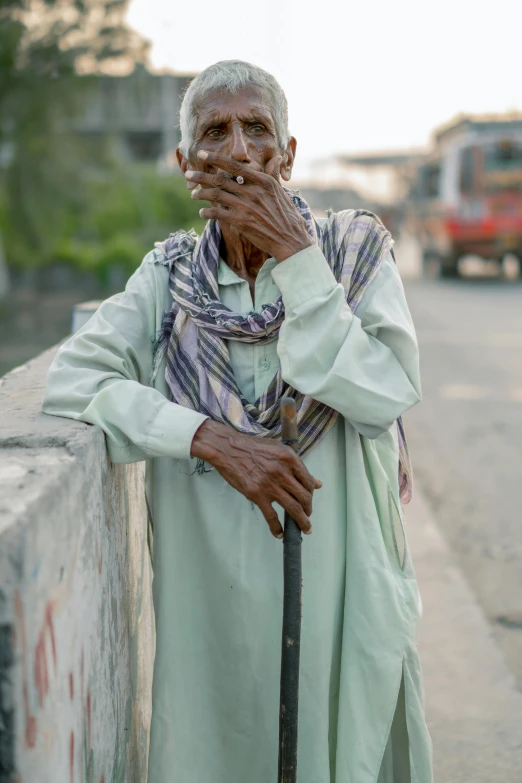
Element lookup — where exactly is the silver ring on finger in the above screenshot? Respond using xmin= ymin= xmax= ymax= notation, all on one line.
xmin=236 ymin=175 xmax=245 ymax=185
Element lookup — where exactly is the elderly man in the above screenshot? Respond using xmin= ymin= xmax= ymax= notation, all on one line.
xmin=43 ymin=60 xmax=433 ymax=783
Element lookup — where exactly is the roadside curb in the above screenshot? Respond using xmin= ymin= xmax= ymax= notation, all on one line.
xmin=405 ymin=488 xmax=522 ymax=782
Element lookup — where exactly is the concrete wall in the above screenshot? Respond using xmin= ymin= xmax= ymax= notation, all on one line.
xmin=0 ymin=348 xmax=155 ymax=783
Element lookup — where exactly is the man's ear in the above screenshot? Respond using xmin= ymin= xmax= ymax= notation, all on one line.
xmin=280 ymin=137 xmax=297 ymax=182
xmin=176 ymin=148 xmax=190 ymax=174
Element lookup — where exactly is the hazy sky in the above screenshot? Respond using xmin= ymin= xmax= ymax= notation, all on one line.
xmin=127 ymin=0 xmax=521 ymax=180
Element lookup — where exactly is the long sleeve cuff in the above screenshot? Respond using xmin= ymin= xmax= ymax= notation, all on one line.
xmin=271 ymin=245 xmax=339 ymax=312
xmin=147 ymin=403 xmax=208 ymax=461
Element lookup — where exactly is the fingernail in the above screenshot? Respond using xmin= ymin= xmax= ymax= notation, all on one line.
xmin=197 ymin=150 xmax=208 ymax=160
xmin=277 ymin=533 xmax=284 ymax=540
xmin=185 ymin=170 xmax=194 ymax=179
xmin=304 ymin=526 xmax=313 ymax=535
xmin=199 ymin=208 xmax=206 ymax=217
xmin=186 ymin=181 xmax=198 ymax=190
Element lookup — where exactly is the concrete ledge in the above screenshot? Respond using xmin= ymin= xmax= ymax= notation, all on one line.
xmin=406 ymin=490 xmax=522 ymax=782
xmin=0 ymin=349 xmax=154 ymax=782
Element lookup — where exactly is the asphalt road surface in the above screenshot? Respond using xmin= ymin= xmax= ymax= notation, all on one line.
xmin=403 ymin=274 xmax=522 ymax=688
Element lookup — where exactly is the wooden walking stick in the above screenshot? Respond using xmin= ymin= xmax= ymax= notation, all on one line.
xmin=278 ymin=397 xmax=303 ymax=783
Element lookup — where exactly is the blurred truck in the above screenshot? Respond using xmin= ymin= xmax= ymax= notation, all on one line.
xmin=410 ymin=115 xmax=522 ymax=278
xmin=337 ymin=113 xmax=522 ymax=279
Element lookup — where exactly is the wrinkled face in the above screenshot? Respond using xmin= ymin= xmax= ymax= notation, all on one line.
xmin=177 ymin=86 xmax=295 ymax=180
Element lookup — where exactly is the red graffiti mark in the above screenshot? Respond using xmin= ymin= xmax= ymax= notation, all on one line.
xmin=70 ymin=731 xmax=74 ymax=783
xmin=87 ymin=690 xmax=91 ymax=749
xmin=45 ymin=602 xmax=57 ymax=666
xmin=34 ymin=602 xmax=57 ymax=708
xmin=69 ymin=672 xmax=74 ymax=700
xmin=105 ymin=493 xmax=112 ymax=531
xmin=34 ymin=638 xmax=48 ymax=707
xmin=15 ymin=591 xmax=37 ymax=748
xmin=23 ymin=683 xmax=37 ymax=748
xmin=95 ymin=537 xmax=103 ymax=574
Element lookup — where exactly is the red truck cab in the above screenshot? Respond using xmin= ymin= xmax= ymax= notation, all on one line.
xmin=412 ymin=117 xmax=522 ymax=278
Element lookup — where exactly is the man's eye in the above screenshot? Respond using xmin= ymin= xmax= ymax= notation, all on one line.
xmin=207 ymin=129 xmax=224 ymax=139
xmin=250 ymin=125 xmax=265 ymax=134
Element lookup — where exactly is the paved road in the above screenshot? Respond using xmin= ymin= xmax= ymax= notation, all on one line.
xmin=403 ymin=275 xmax=522 ymax=687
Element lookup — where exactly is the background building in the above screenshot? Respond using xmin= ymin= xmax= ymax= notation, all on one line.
xmin=75 ymin=64 xmax=195 ymax=164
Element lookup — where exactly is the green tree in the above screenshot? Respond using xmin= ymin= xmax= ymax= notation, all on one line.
xmin=0 ymin=0 xmax=150 ymax=266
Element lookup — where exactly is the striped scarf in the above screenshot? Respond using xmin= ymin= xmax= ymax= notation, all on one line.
xmin=156 ymin=191 xmax=412 ymax=504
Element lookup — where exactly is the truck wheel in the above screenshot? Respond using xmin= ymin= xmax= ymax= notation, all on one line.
xmin=422 ymin=251 xmax=440 ymax=279
xmin=439 ymin=254 xmax=460 ymax=279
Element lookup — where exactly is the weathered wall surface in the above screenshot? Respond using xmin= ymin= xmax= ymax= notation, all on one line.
xmin=0 ymin=348 xmax=154 ymax=783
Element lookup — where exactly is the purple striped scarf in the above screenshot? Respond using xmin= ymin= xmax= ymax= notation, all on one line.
xmin=156 ymin=191 xmax=412 ymax=503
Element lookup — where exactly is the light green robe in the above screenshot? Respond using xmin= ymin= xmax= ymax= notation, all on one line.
xmin=43 ymin=242 xmax=433 ymax=783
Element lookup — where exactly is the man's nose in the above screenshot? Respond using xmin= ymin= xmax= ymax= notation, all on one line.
xmin=230 ymin=125 xmax=251 ymax=163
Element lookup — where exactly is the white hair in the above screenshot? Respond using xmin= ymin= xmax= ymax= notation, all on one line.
xmin=178 ymin=60 xmax=290 ymax=157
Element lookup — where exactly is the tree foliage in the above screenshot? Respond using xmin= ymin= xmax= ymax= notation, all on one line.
xmin=1 ymin=0 xmax=149 ymax=88
xmin=0 ymin=0 xmax=156 ymax=266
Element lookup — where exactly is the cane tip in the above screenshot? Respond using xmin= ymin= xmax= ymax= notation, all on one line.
xmin=280 ymin=397 xmax=296 ymax=418
xmin=280 ymin=397 xmax=298 ymax=444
